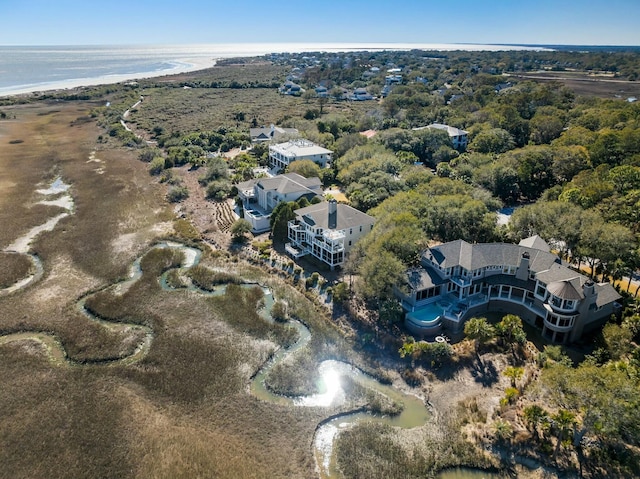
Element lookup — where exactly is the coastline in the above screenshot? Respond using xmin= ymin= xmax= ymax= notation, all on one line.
xmin=0 ymin=56 xmax=215 ymax=97
xmin=0 ymin=42 xmax=552 ymax=98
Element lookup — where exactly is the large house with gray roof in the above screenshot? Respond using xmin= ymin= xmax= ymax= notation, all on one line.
xmin=237 ymin=173 xmax=322 ymax=233
xmin=398 ymin=236 xmax=621 ymax=343
xmin=286 ymin=200 xmax=375 ymax=269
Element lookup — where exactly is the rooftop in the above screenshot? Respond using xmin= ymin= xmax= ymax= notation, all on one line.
xmin=294 ymin=202 xmax=374 ymax=231
xmin=270 ymin=139 xmax=333 ymax=157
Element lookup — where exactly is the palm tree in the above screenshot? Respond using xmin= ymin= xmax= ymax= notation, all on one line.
xmin=552 ymin=409 xmax=577 ymax=458
xmin=464 ymin=317 xmax=496 ymax=368
xmin=493 ymin=420 xmax=513 ymax=445
xmin=523 ymin=404 xmax=549 ymax=441
xmin=503 ymin=366 xmax=524 ymax=389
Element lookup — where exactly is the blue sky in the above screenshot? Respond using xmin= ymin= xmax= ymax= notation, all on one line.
xmin=1 ymin=0 xmax=639 ymax=46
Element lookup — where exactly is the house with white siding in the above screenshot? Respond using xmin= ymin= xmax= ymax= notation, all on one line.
xmin=237 ymin=173 xmax=322 ymax=233
xmin=269 ymin=139 xmax=333 ymax=171
xmin=413 ymin=123 xmax=469 ymax=151
xmin=286 ymin=200 xmax=375 ymax=269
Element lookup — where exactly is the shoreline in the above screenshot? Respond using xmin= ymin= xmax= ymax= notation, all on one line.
xmin=0 ymin=42 xmax=553 ymax=98
xmin=0 ymin=56 xmax=216 ymax=98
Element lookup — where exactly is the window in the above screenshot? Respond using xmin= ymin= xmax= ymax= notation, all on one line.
xmin=360 ymin=225 xmax=363 ymax=232
xmin=535 ymin=282 xmax=546 ymax=298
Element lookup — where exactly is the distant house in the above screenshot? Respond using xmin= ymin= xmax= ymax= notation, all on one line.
xmin=279 ymin=81 xmax=303 ymax=95
xmin=385 ymin=74 xmax=403 ymax=85
xmin=315 ymin=86 xmax=329 ymax=98
xmin=237 ymin=173 xmax=323 ymax=233
xmin=350 ymin=88 xmax=374 ymax=101
xmin=269 ymin=139 xmax=333 ymax=171
xmin=398 ymin=236 xmax=621 ymax=343
xmin=250 ymin=124 xmax=299 ymax=143
xmin=286 ymin=200 xmax=375 ymax=269
xmin=419 ymin=123 xmax=469 ymax=151
xmin=494 ymin=82 xmax=513 ymax=93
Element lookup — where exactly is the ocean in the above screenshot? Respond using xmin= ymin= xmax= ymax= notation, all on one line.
xmin=0 ymin=43 xmax=549 ymax=97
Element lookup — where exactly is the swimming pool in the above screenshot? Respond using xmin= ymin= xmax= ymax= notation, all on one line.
xmin=405 ymin=302 xmax=444 ymax=335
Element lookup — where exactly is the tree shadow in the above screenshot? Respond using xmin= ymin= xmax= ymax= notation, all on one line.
xmin=470 ymin=356 xmax=500 ymax=387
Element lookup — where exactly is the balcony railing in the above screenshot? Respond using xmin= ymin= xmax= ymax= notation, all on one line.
xmin=451 ymin=275 xmax=472 ymax=287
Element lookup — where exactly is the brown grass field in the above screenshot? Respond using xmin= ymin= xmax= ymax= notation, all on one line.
xmin=0 ymin=99 xmax=391 ymax=479
xmin=506 ymin=71 xmax=640 ymax=99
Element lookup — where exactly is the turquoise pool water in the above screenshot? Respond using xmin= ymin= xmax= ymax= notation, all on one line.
xmin=406 ymin=302 xmax=445 ymax=330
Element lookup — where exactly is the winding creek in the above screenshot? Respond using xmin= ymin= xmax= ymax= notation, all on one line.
xmin=0 ymin=177 xmax=497 ymax=479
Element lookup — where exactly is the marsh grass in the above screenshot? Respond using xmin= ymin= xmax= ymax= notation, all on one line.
xmin=342 ymin=377 xmax=405 ymax=416
xmin=186 ymin=264 xmax=242 ymax=290
xmin=0 ymin=101 xmax=334 ymax=479
xmin=0 ymin=252 xmax=33 ymax=288
xmin=164 ymin=268 xmax=186 ymax=288
xmin=336 ymin=411 xmax=493 ymax=479
xmin=0 ymin=351 xmax=133 ymax=479
xmin=207 ymin=283 xmax=297 ymax=346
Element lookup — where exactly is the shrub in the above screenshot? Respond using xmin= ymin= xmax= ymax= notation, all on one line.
xmin=166 ymin=186 xmax=189 ymax=203
xmin=148 ymin=156 xmax=166 ymax=175
xmin=205 ymin=179 xmax=232 ymax=200
xmin=271 ymin=301 xmax=288 ymax=321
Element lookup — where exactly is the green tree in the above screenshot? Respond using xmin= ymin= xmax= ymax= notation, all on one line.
xmin=270 ymin=202 xmax=296 ymax=243
xmin=357 ymin=249 xmax=405 ymax=302
xmin=523 ymin=404 xmax=549 ymax=441
xmin=287 ymin=159 xmax=322 ymax=179
xmin=551 ymin=409 xmax=576 ymax=458
xmin=469 ymin=128 xmax=515 ymax=154
xmin=230 ymin=219 xmax=252 ymax=242
xmin=602 ymin=323 xmax=633 ymax=361
xmin=496 ymin=314 xmax=526 ymax=354
xmin=464 ymin=317 xmax=496 ymax=358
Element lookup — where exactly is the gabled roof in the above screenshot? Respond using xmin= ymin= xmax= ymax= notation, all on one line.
xmin=237 ymin=173 xmax=322 ymax=198
xmin=294 ymin=202 xmax=375 ymax=231
xmin=405 ymin=267 xmax=446 ymax=290
xmin=519 ymin=235 xmax=550 ymax=252
xmin=250 ymin=125 xmax=298 ymax=141
xmin=414 ymin=123 xmax=468 ymax=137
xmin=427 ymin=239 xmax=559 ymax=273
xmin=547 ymin=278 xmax=584 ymax=300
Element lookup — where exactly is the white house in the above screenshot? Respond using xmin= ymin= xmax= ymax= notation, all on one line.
xmin=269 ymin=139 xmax=333 ymax=171
xmin=398 ymin=236 xmax=621 ymax=343
xmin=237 ymin=173 xmax=322 ymax=233
xmin=421 ymin=123 xmax=469 ymax=151
xmin=286 ymin=200 xmax=375 ymax=269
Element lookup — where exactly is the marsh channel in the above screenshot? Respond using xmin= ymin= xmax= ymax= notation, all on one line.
xmin=0 ymin=184 xmax=501 ymax=479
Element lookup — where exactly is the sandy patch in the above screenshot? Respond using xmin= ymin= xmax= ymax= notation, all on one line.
xmin=30 ymin=254 xmax=101 ymax=306
xmin=39 ymin=196 xmax=74 ymax=211
xmin=5 ymin=213 xmax=69 ymax=253
xmin=111 ymin=221 xmax=174 ymax=257
xmin=36 ymin=177 xmax=70 ymax=196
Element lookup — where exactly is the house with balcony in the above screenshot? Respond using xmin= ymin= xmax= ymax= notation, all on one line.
xmin=269 ymin=139 xmax=333 ymax=172
xmin=398 ymin=236 xmax=621 ymax=343
xmin=237 ymin=173 xmax=322 ymax=233
xmin=286 ymin=200 xmax=375 ymax=269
